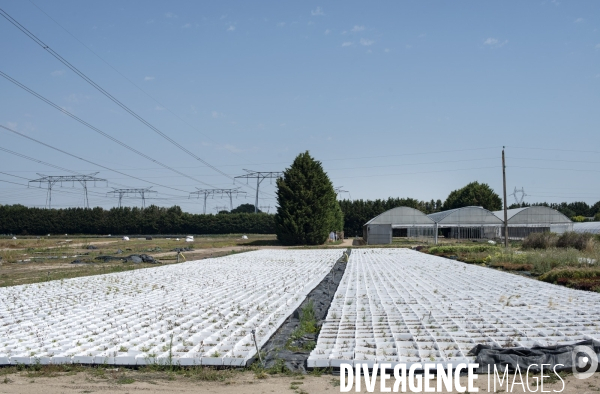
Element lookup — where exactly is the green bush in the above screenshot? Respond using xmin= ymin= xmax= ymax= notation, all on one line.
xmin=556 ymin=232 xmax=596 ymax=251
xmin=522 ymin=232 xmax=558 ymax=249
xmin=427 ymin=244 xmax=500 ymax=254
xmin=539 ymin=267 xmax=600 ymax=283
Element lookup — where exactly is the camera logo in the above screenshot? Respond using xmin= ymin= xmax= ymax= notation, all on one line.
xmin=572 ymin=345 xmax=598 ymax=380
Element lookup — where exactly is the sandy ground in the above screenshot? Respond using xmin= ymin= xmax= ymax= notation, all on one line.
xmin=1 ymin=370 xmax=599 ymax=394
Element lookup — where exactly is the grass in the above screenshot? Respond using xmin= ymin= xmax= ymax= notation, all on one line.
xmin=427 ymin=244 xmax=501 ymax=254
xmin=539 ymin=267 xmax=600 ymax=291
xmin=285 ymin=301 xmax=319 ymax=352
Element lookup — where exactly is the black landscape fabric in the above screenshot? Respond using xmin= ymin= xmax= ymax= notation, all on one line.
xmin=469 ymin=339 xmax=600 ymax=373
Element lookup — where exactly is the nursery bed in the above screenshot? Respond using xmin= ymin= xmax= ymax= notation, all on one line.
xmin=0 ymin=249 xmax=342 ymax=366
xmin=307 ymin=248 xmax=600 ymax=368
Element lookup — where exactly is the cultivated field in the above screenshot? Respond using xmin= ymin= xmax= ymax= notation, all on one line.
xmin=309 ymin=248 xmax=600 ymax=368
xmin=0 ymin=249 xmax=341 ymax=366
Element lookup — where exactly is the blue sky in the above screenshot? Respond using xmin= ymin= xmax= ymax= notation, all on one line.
xmin=1 ymin=1 xmax=599 ymax=213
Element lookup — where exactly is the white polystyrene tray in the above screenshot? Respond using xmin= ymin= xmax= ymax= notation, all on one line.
xmin=0 ymin=249 xmax=340 ymax=366
xmin=308 ymin=248 xmax=600 ymax=368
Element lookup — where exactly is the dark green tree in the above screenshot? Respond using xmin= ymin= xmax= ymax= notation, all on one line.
xmin=442 ymin=181 xmax=502 ymax=211
xmin=275 ymin=151 xmax=339 ymax=245
xmin=231 ymin=203 xmax=261 ymax=214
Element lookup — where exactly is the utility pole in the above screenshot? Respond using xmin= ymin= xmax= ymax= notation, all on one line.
xmin=502 ymin=147 xmax=508 ymax=248
xmin=235 ymin=170 xmax=282 ymax=213
xmin=29 ymin=173 xmax=107 ymax=209
xmin=107 ymin=187 xmax=157 ymax=208
xmin=334 ymin=186 xmax=350 ymax=200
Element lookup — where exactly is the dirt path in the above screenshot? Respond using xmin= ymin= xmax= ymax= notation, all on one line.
xmin=1 ymin=370 xmax=598 ymax=393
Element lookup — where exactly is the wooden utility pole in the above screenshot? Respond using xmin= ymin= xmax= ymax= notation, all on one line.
xmin=502 ymin=147 xmax=508 ymax=248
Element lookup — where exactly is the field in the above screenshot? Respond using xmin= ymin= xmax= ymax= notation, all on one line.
xmin=0 ymin=249 xmax=341 ymax=366
xmin=0 ymin=234 xmax=281 ymax=287
xmin=308 ymin=248 xmax=600 ymax=368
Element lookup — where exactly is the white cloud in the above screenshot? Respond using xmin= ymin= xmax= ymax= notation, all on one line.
xmin=182 ymin=23 xmax=191 ymax=28
xmin=144 ymin=76 xmax=155 ymax=81
xmin=190 ymin=105 xmax=198 ymax=114
xmin=366 ymin=49 xmax=372 ymax=54
xmin=50 ymin=70 xmax=65 ymax=77
xmin=324 ymin=29 xmax=331 ymax=35
xmin=418 ymin=33 xmax=427 ymax=38
xmin=211 ymin=111 xmax=224 ymax=118
xmin=341 ymin=41 xmax=353 ymax=47
xmin=405 ymin=44 xmax=412 ymax=49
xmin=227 ymin=25 xmax=235 ymax=32
xmin=311 ymin=6 xmax=324 ymax=16
xmin=595 ymin=43 xmax=600 ymax=49
xmin=6 ymin=121 xmax=18 ymax=130
xmin=483 ymin=38 xmax=508 ymax=48
xmin=360 ymin=38 xmax=374 ymax=46
xmin=351 ymin=25 xmax=365 ymax=32
xmin=146 ymin=19 xmax=154 ymax=24
xmin=277 ymin=22 xmax=285 ymax=27
xmin=155 ymin=106 xmax=166 ymax=111
xmin=165 ymin=12 xmax=177 ymax=18
xmin=384 ymin=48 xmax=390 ymax=53
xmin=574 ymin=17 xmax=584 ymax=23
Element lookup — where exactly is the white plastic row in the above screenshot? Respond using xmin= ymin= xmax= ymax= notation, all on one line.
xmin=0 ymin=249 xmax=341 ymax=366
xmin=308 ymin=248 xmax=600 ymax=368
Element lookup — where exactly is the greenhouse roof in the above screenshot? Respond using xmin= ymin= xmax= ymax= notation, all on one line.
xmin=573 ymin=222 xmax=600 ymax=234
xmin=364 ymin=206 xmax=434 ymax=227
xmin=492 ymin=206 xmax=572 ymax=225
xmin=427 ymin=206 xmax=503 ymax=226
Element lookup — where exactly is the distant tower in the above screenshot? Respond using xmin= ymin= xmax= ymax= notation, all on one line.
xmin=510 ymin=187 xmax=527 ymax=205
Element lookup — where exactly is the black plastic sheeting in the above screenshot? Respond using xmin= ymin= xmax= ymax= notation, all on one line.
xmin=469 ymin=339 xmax=600 ymax=374
xmin=256 ymin=249 xmax=350 ymax=372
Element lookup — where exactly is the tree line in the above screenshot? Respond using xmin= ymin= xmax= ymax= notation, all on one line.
xmin=0 ymin=204 xmax=275 ymax=235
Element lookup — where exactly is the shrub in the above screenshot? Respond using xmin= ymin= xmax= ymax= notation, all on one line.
xmin=556 ymin=232 xmax=596 ymax=252
xmin=427 ymin=245 xmax=499 ymax=254
xmin=522 ymin=232 xmax=558 ymax=249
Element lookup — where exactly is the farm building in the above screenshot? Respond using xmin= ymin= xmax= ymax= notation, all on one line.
xmin=363 ymin=205 xmax=573 ymax=245
xmin=492 ymin=206 xmax=573 ymax=239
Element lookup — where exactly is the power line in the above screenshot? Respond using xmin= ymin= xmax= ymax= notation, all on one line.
xmin=0 ymin=8 xmax=252 ymax=191
xmin=235 ymin=170 xmax=282 ymax=213
xmin=0 ymin=124 xmax=191 ymax=195
xmin=29 ymin=173 xmax=107 ymax=208
xmin=0 ymin=72 xmax=217 ymax=189
xmin=107 ymin=187 xmax=157 ymax=208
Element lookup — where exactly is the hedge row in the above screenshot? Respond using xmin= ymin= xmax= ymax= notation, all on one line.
xmin=0 ymin=205 xmax=275 ymax=235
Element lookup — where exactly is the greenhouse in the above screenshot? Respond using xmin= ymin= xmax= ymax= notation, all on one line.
xmin=363 ymin=205 xmax=573 ymax=244
xmin=492 ymin=206 xmax=573 ymax=239
xmin=427 ymin=206 xmax=503 ymax=240
xmin=362 ymin=206 xmax=435 ymax=245
xmin=573 ymin=222 xmax=600 ymax=235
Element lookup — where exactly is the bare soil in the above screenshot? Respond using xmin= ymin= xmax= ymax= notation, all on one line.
xmin=0 ymin=369 xmax=598 ymax=393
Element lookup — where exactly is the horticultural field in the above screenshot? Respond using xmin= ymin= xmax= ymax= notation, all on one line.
xmin=309 ymin=248 xmax=600 ymax=368
xmin=0 ymin=249 xmax=341 ymax=366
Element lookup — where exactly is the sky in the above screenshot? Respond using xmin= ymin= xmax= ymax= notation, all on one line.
xmin=1 ymin=1 xmax=599 ymax=214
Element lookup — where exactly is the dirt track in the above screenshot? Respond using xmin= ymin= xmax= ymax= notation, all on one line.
xmin=1 ymin=369 xmax=599 ymax=393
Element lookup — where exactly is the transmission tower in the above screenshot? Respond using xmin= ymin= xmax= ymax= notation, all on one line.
xmin=510 ymin=187 xmax=527 ymax=205
xmin=189 ymin=188 xmax=246 ymax=214
xmin=258 ymin=205 xmax=271 ymax=214
xmin=28 ymin=173 xmax=107 ymax=209
xmin=107 ymin=187 xmax=157 ymax=208
xmin=214 ymin=205 xmax=229 ymax=213
xmin=234 ymin=169 xmax=282 ymax=213
xmin=334 ymin=186 xmax=351 ymax=200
